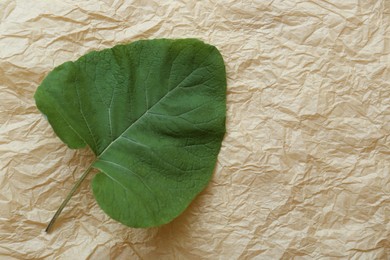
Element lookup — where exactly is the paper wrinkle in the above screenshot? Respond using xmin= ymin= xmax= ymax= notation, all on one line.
xmin=1 ymin=0 xmax=389 ymax=259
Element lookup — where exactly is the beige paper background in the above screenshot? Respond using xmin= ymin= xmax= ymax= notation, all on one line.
xmin=1 ymin=0 xmax=389 ymax=259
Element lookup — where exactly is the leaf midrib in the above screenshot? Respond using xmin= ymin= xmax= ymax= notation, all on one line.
xmin=96 ymin=59 xmax=210 ymax=159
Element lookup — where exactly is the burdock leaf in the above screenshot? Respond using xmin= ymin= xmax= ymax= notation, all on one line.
xmin=35 ymin=38 xmax=226 ymax=231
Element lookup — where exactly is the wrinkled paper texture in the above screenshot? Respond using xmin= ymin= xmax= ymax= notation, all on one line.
xmin=0 ymin=0 xmax=389 ymax=259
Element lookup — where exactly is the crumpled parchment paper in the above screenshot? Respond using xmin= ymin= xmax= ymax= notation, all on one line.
xmin=0 ymin=0 xmax=389 ymax=259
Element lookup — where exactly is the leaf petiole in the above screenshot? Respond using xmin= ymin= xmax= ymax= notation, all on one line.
xmin=45 ymin=163 xmax=94 ymax=233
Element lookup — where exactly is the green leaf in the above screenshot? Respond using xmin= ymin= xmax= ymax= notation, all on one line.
xmin=35 ymin=39 xmax=226 ymax=229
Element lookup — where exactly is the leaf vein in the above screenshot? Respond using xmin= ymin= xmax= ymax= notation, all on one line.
xmin=74 ymin=76 xmax=99 ymax=153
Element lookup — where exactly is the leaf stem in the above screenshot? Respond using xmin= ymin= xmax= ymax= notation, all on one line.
xmin=45 ymin=164 xmax=94 ymax=233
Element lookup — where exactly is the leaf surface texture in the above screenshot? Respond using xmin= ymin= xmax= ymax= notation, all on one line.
xmin=35 ymin=39 xmax=226 ymax=227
